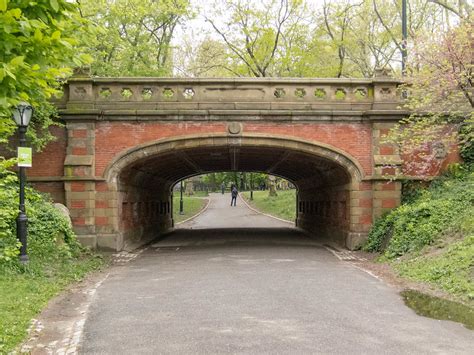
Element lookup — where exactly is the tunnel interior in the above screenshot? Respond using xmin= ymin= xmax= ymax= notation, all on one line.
xmin=112 ymin=139 xmax=356 ymax=250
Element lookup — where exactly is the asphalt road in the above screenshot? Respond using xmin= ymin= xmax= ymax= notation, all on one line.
xmin=80 ymin=193 xmax=473 ymax=354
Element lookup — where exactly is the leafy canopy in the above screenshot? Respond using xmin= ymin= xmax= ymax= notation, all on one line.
xmin=0 ymin=0 xmax=93 ymax=149
xmin=79 ymin=0 xmax=192 ymax=77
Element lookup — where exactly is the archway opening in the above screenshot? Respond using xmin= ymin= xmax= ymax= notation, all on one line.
xmin=106 ymin=136 xmax=362 ymax=250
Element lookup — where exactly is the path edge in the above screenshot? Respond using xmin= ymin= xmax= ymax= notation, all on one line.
xmin=239 ymin=194 xmax=294 ymax=225
xmin=175 ymin=197 xmax=210 ymax=225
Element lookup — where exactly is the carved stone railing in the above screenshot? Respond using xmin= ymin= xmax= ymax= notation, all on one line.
xmin=58 ymin=77 xmax=405 ymax=117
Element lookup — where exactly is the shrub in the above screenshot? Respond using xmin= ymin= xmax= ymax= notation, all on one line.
xmin=459 ymin=121 xmax=474 ymax=164
xmin=0 ymin=158 xmax=81 ymax=268
xmin=364 ymin=166 xmax=474 ymax=259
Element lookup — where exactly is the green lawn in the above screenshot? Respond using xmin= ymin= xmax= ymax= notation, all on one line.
xmin=241 ymin=190 xmax=296 ymax=222
xmin=173 ymin=195 xmax=208 ymax=223
xmin=0 ymin=254 xmax=104 ymax=353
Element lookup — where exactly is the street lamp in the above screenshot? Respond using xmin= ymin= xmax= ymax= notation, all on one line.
xmin=179 ymin=180 xmax=184 ymax=215
xmin=250 ymin=173 xmax=254 ymax=201
xmin=12 ymin=102 xmax=33 ymax=264
xmin=401 ymin=0 xmax=407 ymax=75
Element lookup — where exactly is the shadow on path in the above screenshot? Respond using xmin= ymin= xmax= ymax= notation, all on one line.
xmin=153 ymin=227 xmax=323 ymax=250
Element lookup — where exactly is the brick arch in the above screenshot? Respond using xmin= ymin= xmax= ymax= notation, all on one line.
xmin=27 ymin=77 xmax=411 ymax=251
xmin=103 ymin=133 xmax=365 ymax=184
xmin=96 ymin=134 xmax=370 ymax=251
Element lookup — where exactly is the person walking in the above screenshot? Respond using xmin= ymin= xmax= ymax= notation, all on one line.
xmin=221 ymin=182 xmax=225 ymax=194
xmin=230 ymin=184 xmax=238 ymax=206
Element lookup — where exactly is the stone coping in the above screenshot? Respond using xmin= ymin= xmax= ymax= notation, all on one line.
xmin=68 ymin=77 xmax=401 ymax=84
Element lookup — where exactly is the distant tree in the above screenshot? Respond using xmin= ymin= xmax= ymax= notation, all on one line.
xmin=0 ymin=0 xmax=93 ymax=149
xmin=386 ymin=22 xmax=473 ymax=175
xmin=174 ymin=37 xmax=237 ymax=77
xmin=78 ymin=0 xmax=191 ymax=76
xmin=204 ymin=0 xmax=308 ymax=77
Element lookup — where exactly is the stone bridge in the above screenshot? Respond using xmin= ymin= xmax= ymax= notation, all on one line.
xmin=27 ymin=75 xmax=435 ymax=251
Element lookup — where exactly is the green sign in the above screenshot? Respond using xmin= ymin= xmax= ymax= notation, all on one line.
xmin=18 ymin=147 xmax=32 ymax=168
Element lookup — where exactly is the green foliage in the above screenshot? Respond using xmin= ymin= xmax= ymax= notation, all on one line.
xmin=459 ymin=120 xmax=474 ymax=163
xmin=201 ymin=172 xmax=269 ymax=191
xmin=364 ymin=167 xmax=474 ymax=258
xmin=0 ymin=158 xmax=104 ymax=353
xmin=0 ymin=158 xmax=20 ymax=262
xmin=0 ymin=0 xmax=93 ymax=149
xmin=172 ymin=195 xmax=207 ymax=223
xmin=79 ymin=0 xmax=191 ymax=77
xmin=241 ymin=190 xmax=296 ymax=222
xmin=401 ymin=180 xmax=427 ymax=204
xmin=0 ymin=158 xmax=83 ymax=268
xmin=384 ymin=200 xmax=463 ymax=258
xmin=202 ymin=0 xmax=309 ymax=77
xmin=362 ymin=212 xmax=394 ymax=253
xmin=0 ymin=253 xmax=103 ymax=353
xmin=397 ymin=236 xmax=474 ymax=300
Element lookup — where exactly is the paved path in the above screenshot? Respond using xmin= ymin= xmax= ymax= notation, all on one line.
xmin=179 ymin=193 xmax=292 ymax=229
xmin=80 ymin=193 xmax=473 ymax=354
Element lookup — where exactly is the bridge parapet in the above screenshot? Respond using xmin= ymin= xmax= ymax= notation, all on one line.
xmin=60 ymin=77 xmax=404 ymax=116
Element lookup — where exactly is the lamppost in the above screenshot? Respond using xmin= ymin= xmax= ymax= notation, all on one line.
xmin=12 ymin=102 xmax=33 ymax=264
xmin=179 ymin=180 xmax=184 ymax=215
xmin=401 ymin=0 xmax=407 ymax=75
xmin=250 ymin=173 xmax=254 ymax=201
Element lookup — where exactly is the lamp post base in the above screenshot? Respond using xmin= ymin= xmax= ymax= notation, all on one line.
xmin=17 ymin=212 xmax=28 ymax=264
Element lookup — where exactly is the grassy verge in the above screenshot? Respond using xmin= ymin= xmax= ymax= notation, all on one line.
xmin=173 ymin=195 xmax=208 ymax=223
xmin=241 ymin=190 xmax=296 ymax=222
xmin=364 ymin=166 xmax=474 ymax=304
xmin=395 ymin=236 xmax=474 ymax=302
xmin=0 ymin=252 xmax=104 ymax=353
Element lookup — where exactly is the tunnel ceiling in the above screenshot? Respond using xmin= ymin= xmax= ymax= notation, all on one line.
xmin=119 ymin=145 xmax=351 ymax=189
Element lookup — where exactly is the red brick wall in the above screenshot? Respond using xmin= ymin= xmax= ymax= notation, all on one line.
xmin=94 ymin=121 xmax=373 ymax=177
xmin=30 ymin=126 xmax=67 ymax=178
xmin=29 ymin=181 xmax=65 ymax=204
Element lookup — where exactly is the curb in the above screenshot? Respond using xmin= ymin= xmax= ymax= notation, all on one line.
xmin=239 ymin=194 xmax=294 ymax=225
xmin=175 ymin=197 xmax=210 ymax=225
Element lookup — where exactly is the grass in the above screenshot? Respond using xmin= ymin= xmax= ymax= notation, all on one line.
xmin=0 ymin=253 xmax=104 ymax=353
xmin=364 ymin=166 xmax=474 ymax=304
xmin=395 ymin=235 xmax=474 ymax=302
xmin=173 ymin=195 xmax=208 ymax=223
xmin=241 ymin=190 xmax=296 ymax=222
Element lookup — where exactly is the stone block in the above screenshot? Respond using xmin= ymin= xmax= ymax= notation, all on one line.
xmin=374 ymin=190 xmax=401 ymax=199
xmin=64 ymin=155 xmax=94 ymax=166
xmin=345 ymin=232 xmax=368 ymax=250
xmin=96 ymin=224 xmax=116 ymax=234
xmin=73 ymin=224 xmax=95 ymax=235
xmin=77 ymin=234 xmax=97 ymax=249
xmin=67 ymin=191 xmax=96 ymax=200
xmin=351 ymin=191 xmax=373 ymax=199
xmin=351 ymin=207 xmax=372 ymax=216
xmin=97 ymin=233 xmax=122 ymax=251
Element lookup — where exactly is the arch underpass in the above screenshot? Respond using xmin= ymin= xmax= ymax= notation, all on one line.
xmin=105 ymin=135 xmax=363 ymax=250
xmin=24 ymin=75 xmax=448 ymax=251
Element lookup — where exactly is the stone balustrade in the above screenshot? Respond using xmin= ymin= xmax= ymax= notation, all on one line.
xmin=60 ymin=77 xmax=404 ymax=115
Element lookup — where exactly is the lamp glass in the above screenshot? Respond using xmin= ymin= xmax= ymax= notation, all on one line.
xmin=13 ymin=102 xmax=33 ymax=127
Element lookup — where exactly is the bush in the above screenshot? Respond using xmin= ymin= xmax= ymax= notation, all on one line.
xmin=459 ymin=121 xmax=474 ymax=164
xmin=0 ymin=158 xmax=81 ymax=268
xmin=364 ymin=166 xmax=474 ymax=259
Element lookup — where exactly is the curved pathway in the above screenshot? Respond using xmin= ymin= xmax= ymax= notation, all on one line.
xmin=80 ymin=193 xmax=473 ymax=354
xmin=178 ymin=193 xmax=292 ymax=229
